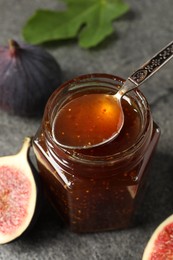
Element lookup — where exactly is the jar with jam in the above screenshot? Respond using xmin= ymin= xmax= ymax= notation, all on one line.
xmin=33 ymin=73 xmax=160 ymax=233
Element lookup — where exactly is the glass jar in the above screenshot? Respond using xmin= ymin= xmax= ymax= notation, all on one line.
xmin=33 ymin=73 xmax=160 ymax=233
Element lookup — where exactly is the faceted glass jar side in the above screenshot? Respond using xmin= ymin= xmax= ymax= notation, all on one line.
xmin=33 ymin=73 xmax=160 ymax=233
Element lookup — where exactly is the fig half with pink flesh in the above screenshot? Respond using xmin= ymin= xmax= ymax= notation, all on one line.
xmin=142 ymin=214 xmax=173 ymax=259
xmin=0 ymin=137 xmax=38 ymax=244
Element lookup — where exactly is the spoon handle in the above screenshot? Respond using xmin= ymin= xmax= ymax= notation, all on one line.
xmin=121 ymin=41 xmax=173 ymax=94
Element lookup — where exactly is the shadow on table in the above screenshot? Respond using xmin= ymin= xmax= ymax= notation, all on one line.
xmin=135 ymin=150 xmax=173 ymax=227
xmin=20 ymin=197 xmax=66 ymax=246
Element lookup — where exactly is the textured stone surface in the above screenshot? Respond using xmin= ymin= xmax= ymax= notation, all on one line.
xmin=0 ymin=0 xmax=173 ymax=259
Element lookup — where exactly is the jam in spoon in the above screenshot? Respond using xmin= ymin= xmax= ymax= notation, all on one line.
xmin=53 ymin=41 xmax=173 ymax=149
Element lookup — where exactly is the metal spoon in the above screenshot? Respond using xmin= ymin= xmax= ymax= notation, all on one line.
xmin=56 ymin=41 xmax=173 ymax=149
xmin=108 ymin=40 xmax=173 ymax=142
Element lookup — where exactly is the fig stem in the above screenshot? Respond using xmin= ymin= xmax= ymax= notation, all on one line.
xmin=18 ymin=137 xmax=32 ymax=158
xmin=8 ymin=39 xmax=20 ymax=57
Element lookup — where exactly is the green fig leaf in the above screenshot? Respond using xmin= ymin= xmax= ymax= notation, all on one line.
xmin=22 ymin=0 xmax=129 ymax=48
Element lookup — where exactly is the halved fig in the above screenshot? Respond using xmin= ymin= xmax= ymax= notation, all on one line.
xmin=142 ymin=214 xmax=173 ymax=259
xmin=0 ymin=137 xmax=38 ymax=244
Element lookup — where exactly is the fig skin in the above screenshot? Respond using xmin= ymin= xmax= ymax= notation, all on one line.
xmin=142 ymin=214 xmax=173 ymax=259
xmin=0 ymin=39 xmax=62 ymax=116
xmin=0 ymin=137 xmax=41 ymax=244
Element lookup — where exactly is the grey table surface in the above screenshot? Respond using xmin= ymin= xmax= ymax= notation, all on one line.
xmin=0 ymin=0 xmax=173 ymax=259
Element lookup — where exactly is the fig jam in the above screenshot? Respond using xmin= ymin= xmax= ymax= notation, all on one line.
xmin=52 ymin=94 xmax=140 ymax=155
xmin=52 ymin=93 xmax=123 ymax=148
xmin=33 ymin=74 xmax=160 ymax=233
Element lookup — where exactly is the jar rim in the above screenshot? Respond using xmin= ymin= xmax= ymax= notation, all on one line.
xmin=43 ymin=73 xmax=152 ymax=165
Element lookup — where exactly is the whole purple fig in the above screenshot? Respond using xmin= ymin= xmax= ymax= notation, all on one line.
xmin=0 ymin=39 xmax=62 ymax=116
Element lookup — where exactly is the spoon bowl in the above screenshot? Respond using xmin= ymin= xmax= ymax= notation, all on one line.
xmin=54 ymin=41 xmax=173 ymax=150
